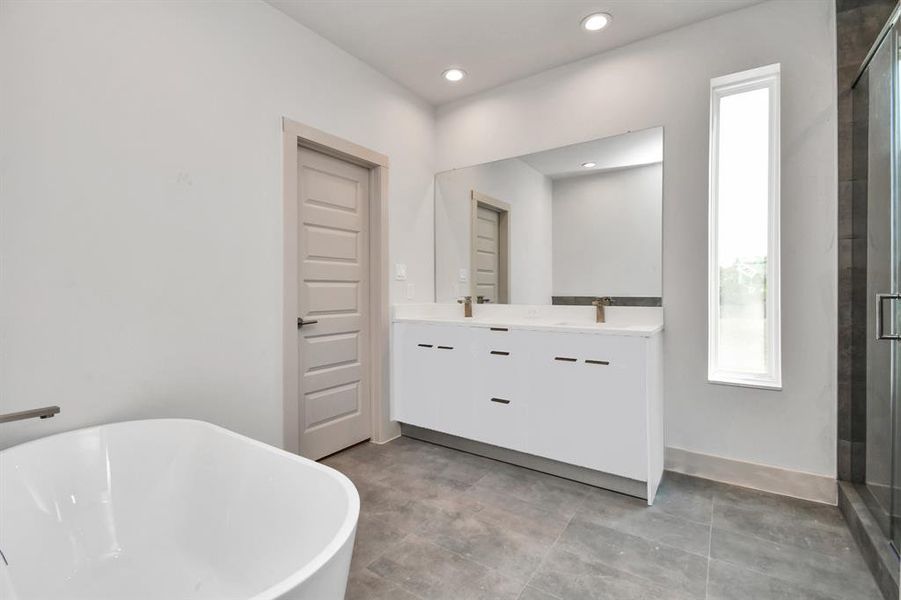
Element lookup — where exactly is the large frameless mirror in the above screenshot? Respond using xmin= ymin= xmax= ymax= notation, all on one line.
xmin=434 ymin=126 xmax=664 ymax=307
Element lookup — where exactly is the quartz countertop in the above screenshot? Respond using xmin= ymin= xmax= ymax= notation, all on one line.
xmin=392 ymin=304 xmax=663 ymax=337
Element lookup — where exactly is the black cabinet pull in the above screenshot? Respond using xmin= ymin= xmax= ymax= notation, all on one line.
xmin=554 ymin=356 xmax=577 ymax=362
xmin=437 ymin=345 xmax=454 ymax=350
xmin=585 ymin=359 xmax=610 ymax=365
xmin=490 ymin=327 xmax=509 ymax=332
xmin=490 ymin=350 xmax=510 ymax=356
xmin=490 ymin=397 xmax=511 ymax=404
xmin=417 ymin=344 xmax=433 ymax=348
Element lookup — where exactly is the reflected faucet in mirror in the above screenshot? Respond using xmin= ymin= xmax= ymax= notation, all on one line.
xmin=593 ymin=297 xmax=613 ymax=323
xmin=458 ymin=295 xmax=473 ymax=317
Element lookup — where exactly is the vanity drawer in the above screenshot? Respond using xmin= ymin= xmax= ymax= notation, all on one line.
xmin=471 ymin=325 xmax=524 ymax=352
xmin=473 ymin=328 xmax=527 ymax=393
xmin=470 ymin=392 xmax=529 ymax=453
xmin=532 ymin=331 xmax=644 ymax=369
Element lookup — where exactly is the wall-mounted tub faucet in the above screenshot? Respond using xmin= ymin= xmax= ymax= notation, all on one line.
xmin=0 ymin=405 xmax=60 ymax=424
xmin=592 ymin=297 xmax=613 ymax=323
xmin=457 ymin=296 xmax=473 ymax=318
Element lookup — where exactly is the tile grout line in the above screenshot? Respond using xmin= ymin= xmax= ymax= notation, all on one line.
xmin=706 ymin=503 xmax=860 ymax=561
xmin=360 ymin=531 xmax=413 ymax=574
xmin=412 ymin=534 xmax=536 ymax=597
xmin=704 ymin=538 xmax=873 ymax=600
xmin=517 ymin=509 xmax=577 ymax=600
xmin=515 ymin=481 xmax=592 ymax=597
xmin=704 ymin=496 xmax=715 ymax=600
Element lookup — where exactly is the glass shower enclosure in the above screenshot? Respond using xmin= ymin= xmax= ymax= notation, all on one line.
xmin=862 ymin=11 xmax=901 ymax=553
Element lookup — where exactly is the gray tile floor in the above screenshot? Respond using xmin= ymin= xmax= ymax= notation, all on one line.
xmin=322 ymin=436 xmax=882 ymax=600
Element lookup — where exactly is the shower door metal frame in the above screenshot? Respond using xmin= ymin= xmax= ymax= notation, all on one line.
xmin=859 ymin=4 xmax=901 ymax=554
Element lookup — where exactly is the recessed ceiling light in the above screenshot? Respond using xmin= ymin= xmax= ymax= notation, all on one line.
xmin=581 ymin=12 xmax=611 ymax=32
xmin=581 ymin=161 xmax=597 ymax=168
xmin=443 ymin=68 xmax=466 ymax=82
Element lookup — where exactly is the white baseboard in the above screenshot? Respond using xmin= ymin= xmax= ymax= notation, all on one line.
xmin=665 ymin=446 xmax=837 ymax=505
xmin=371 ymin=432 xmax=401 ymax=445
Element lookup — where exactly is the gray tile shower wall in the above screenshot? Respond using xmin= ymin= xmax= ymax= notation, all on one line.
xmin=836 ymin=0 xmax=896 ymax=484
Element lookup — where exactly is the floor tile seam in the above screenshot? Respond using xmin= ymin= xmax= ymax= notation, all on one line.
xmin=709 ymin=522 xmax=872 ymax=570
xmin=704 ymin=552 xmax=864 ymax=600
xmin=530 ymin=521 xmax=705 ymax=600
xmin=712 ymin=499 xmax=852 ymax=532
xmin=572 ymin=515 xmax=714 ymax=560
xmin=704 ymin=496 xmax=714 ymax=599
xmin=554 ymin=553 xmax=702 ymax=600
xmin=518 ymin=509 xmax=578 ymax=597
xmin=711 ymin=494 xmax=843 ymax=519
xmin=465 ymin=470 xmax=492 ymax=490
xmin=466 ymin=489 xmax=571 ymax=526
xmin=516 ymin=583 xmax=564 ymax=600
xmin=570 ymin=511 xmax=711 ymax=559
xmin=357 ymin=532 xmax=414 ymax=574
xmin=655 ymin=507 xmax=720 ymax=529
xmin=468 ymin=483 xmax=579 ymax=522
xmin=406 ymin=531 xmax=534 ymax=594
xmin=358 ymin=567 xmax=430 ymax=600
xmin=465 ymin=509 xmax=568 ymax=543
xmin=583 ymin=486 xmax=715 ymax=527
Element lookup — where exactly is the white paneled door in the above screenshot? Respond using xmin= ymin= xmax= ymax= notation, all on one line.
xmin=296 ymin=147 xmax=371 ymax=460
xmin=475 ymin=206 xmax=499 ymax=302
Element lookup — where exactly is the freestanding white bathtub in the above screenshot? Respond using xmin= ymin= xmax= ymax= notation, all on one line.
xmin=0 ymin=419 xmax=359 ymax=600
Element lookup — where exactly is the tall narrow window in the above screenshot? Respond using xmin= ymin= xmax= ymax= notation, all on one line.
xmin=708 ymin=64 xmax=781 ymax=389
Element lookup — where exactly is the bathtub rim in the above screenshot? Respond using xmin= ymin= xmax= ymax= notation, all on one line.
xmin=0 ymin=418 xmax=361 ymax=600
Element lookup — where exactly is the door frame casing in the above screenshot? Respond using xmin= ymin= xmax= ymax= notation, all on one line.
xmin=470 ymin=190 xmax=510 ymax=303
xmin=282 ymin=117 xmax=396 ymax=454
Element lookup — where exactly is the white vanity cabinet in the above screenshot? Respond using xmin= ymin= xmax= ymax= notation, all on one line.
xmin=390 ymin=308 xmax=664 ymax=503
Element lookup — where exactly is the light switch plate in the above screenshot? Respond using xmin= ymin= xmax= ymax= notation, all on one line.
xmin=459 ymin=268 xmax=468 ymax=282
xmin=405 ymin=283 xmax=415 ymax=299
xmin=395 ymin=263 xmax=407 ymax=281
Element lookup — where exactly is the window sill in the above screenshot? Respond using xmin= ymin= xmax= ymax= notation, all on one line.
xmin=708 ymin=374 xmax=782 ymax=391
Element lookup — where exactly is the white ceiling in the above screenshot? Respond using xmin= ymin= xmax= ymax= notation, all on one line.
xmin=266 ymin=0 xmax=763 ymax=105
xmin=520 ymin=127 xmax=663 ymax=179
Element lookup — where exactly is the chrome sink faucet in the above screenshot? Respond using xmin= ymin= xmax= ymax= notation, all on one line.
xmin=592 ymin=297 xmax=613 ymax=323
xmin=457 ymin=296 xmax=473 ymax=318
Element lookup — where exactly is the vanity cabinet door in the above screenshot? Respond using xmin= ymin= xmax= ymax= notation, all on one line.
xmin=392 ymin=323 xmax=438 ymax=429
xmin=470 ymin=328 xmax=530 ymax=452
xmin=528 ymin=332 xmax=649 ymax=481
xmin=392 ymin=322 xmax=472 ymax=435
xmin=430 ymin=325 xmax=473 ymax=438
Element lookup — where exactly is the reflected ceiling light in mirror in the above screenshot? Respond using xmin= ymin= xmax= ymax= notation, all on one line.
xmin=581 ymin=12 xmax=612 ymax=32
xmin=581 ymin=161 xmax=597 ymax=168
xmin=442 ymin=68 xmax=466 ymax=82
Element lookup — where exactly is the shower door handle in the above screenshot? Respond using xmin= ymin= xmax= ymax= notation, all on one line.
xmin=876 ymin=294 xmax=901 ymax=340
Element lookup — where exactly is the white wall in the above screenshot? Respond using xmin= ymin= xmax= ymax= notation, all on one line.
xmin=552 ymin=164 xmax=663 ymax=297
xmin=435 ymin=158 xmax=553 ymax=303
xmin=436 ymin=0 xmax=838 ymax=477
xmin=0 ymin=0 xmax=435 ymax=449
xmin=1 ymin=0 xmax=840 ymax=481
